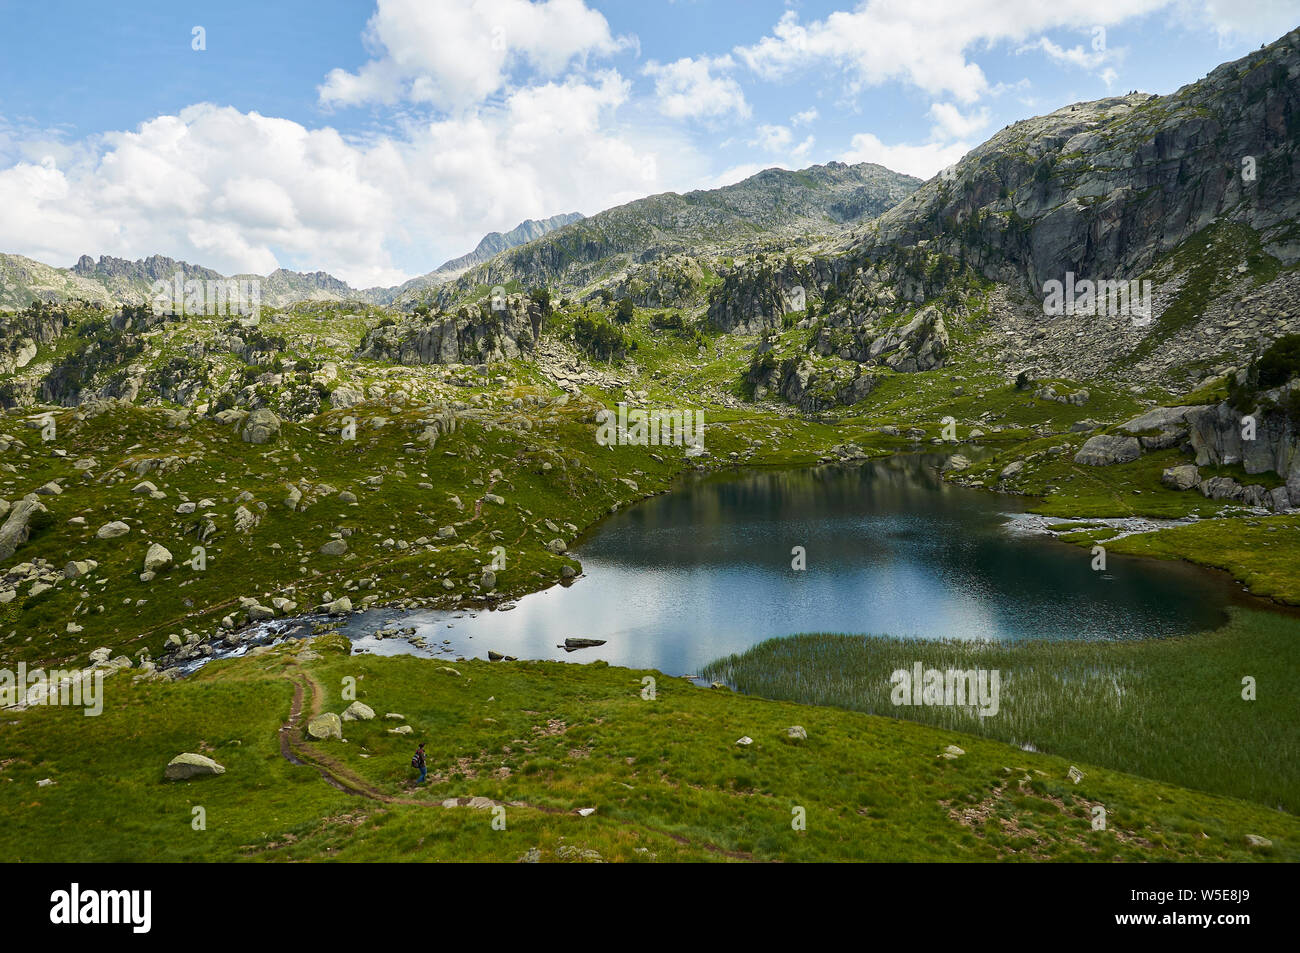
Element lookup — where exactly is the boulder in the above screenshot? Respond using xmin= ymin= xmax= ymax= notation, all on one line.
xmin=1199 ymin=476 xmax=1245 ymax=501
xmin=319 ymin=539 xmax=347 ymax=556
xmin=96 ymin=520 xmax=130 ymax=540
xmin=241 ymin=408 xmax=282 ymax=444
xmin=342 ymin=701 xmax=376 ymax=721
xmin=305 ymin=713 xmax=343 ymax=741
xmin=1074 ymin=434 xmax=1141 ymax=466
xmin=0 ymin=497 xmax=48 ymax=562
xmin=1160 ymin=464 xmax=1200 ymax=491
xmin=164 ymin=753 xmax=226 ymax=781
xmin=143 ymin=543 xmax=173 ymax=572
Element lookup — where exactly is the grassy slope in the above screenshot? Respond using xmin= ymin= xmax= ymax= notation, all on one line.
xmin=1 ymin=639 xmax=1294 ymax=862
xmin=3 ymin=288 xmax=1299 ymax=863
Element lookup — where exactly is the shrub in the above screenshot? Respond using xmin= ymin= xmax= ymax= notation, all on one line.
xmin=1256 ymin=333 xmax=1300 ymax=389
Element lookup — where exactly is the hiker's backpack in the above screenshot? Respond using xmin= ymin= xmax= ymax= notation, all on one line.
xmin=410 ymin=753 xmax=420 ymax=768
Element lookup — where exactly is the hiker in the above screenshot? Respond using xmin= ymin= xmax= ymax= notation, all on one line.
xmin=411 ymin=742 xmax=427 ymax=784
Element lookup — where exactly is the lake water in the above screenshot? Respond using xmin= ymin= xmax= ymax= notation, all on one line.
xmin=324 ymin=454 xmax=1241 ymax=676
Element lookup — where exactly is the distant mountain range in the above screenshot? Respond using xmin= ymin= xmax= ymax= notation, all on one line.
xmin=0 ymin=211 xmax=585 ymax=312
xmin=0 ymin=162 xmax=920 ymax=312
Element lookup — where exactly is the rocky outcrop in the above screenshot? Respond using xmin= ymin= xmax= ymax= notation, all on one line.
xmin=1118 ymin=404 xmax=1211 ymax=450
xmin=851 ymin=307 xmax=948 ymax=373
xmin=1184 ymin=385 xmax=1299 ymax=484
xmin=707 ymin=258 xmax=809 ymax=333
xmin=358 ymin=294 xmax=544 ymax=365
xmin=746 ymin=354 xmax=879 ymax=412
xmin=1086 ymin=384 xmax=1298 ymax=509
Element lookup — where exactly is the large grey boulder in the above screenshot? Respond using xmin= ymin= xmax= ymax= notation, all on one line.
xmin=1199 ymin=476 xmax=1245 ymax=501
xmin=241 ymin=408 xmax=282 ymax=444
xmin=1161 ymin=464 xmax=1201 ymax=490
xmin=0 ymin=496 xmax=47 ymax=562
xmin=143 ymin=543 xmax=173 ymax=572
xmin=1074 ymin=434 xmax=1141 ymax=466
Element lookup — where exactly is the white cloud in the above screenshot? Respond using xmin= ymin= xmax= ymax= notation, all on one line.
xmin=1021 ymin=36 xmax=1109 ymax=70
xmin=644 ymin=55 xmax=751 ymax=120
xmin=698 ymin=162 xmax=771 ymax=190
xmin=0 ymin=77 xmax=704 ymax=287
xmin=927 ymin=102 xmax=990 ymax=140
xmin=839 ymin=132 xmax=972 ymax=179
xmin=734 ymin=0 xmax=1172 ymax=104
xmin=319 ymin=0 xmax=627 ymax=111
xmin=1200 ymin=0 xmax=1300 ymax=42
xmin=790 ymin=108 xmax=819 ymax=127
xmin=751 ymin=123 xmax=794 ymax=152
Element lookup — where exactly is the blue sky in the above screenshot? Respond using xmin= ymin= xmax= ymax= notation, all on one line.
xmin=0 ymin=0 xmax=1295 ymax=286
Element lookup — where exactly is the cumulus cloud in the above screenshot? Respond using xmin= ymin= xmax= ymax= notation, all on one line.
xmin=319 ymin=0 xmax=628 ymax=112
xmin=839 ymin=132 xmax=971 ymax=179
xmin=643 ymin=54 xmax=751 ymax=120
xmin=0 ymin=74 xmax=697 ymax=287
xmin=927 ymin=102 xmax=991 ymax=140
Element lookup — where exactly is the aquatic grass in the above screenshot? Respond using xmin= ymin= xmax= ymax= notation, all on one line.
xmin=700 ymin=607 xmax=1300 ymax=813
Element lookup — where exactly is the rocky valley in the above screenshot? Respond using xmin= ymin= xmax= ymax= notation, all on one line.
xmin=1 ymin=20 xmax=1298 ymax=874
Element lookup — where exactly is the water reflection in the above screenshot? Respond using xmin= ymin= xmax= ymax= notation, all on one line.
xmin=334 ymin=455 xmax=1237 ymax=675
